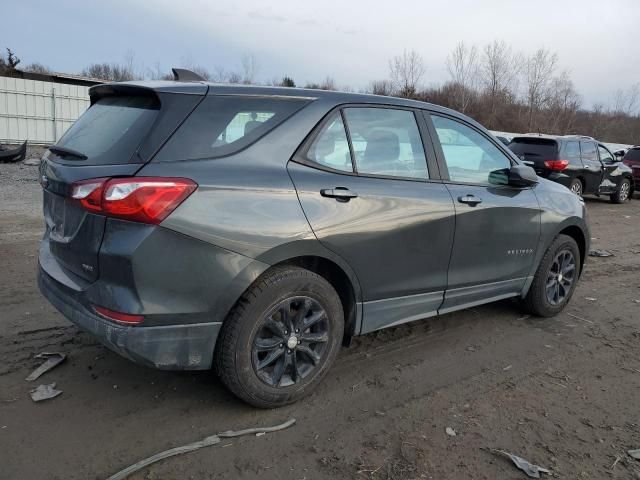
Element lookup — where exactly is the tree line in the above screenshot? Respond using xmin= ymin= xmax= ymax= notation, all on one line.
xmin=1 ymin=44 xmax=638 ymax=145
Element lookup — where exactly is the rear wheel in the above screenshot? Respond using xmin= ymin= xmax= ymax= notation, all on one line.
xmin=610 ymin=178 xmax=631 ymax=203
xmin=569 ymin=178 xmax=583 ymax=196
xmin=523 ymin=234 xmax=580 ymax=317
xmin=215 ymin=266 xmax=343 ymax=408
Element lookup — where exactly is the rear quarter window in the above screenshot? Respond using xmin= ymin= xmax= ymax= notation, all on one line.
xmin=156 ymin=96 xmax=310 ymax=161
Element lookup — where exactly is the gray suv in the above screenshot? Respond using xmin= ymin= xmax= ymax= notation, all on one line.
xmin=38 ymin=74 xmax=589 ymax=407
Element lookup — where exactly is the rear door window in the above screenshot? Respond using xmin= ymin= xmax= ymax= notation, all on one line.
xmin=342 ymin=107 xmax=428 ymax=179
xmin=564 ymin=141 xmax=582 ymax=165
xmin=52 ymin=95 xmax=159 ymax=165
xmin=580 ymin=141 xmax=598 ymax=162
xmin=156 ymin=96 xmax=309 ymax=161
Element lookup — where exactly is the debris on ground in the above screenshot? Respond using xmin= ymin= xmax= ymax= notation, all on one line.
xmin=445 ymin=427 xmax=456 ymax=437
xmin=589 ymin=249 xmax=614 ymax=257
xmin=585 ymin=297 xmax=597 ymax=301
xmin=487 ymin=448 xmax=551 ymax=478
xmin=628 ymin=449 xmax=640 ymax=460
xmin=22 ymin=158 xmax=41 ymax=166
xmin=30 ymin=383 xmax=63 ymax=402
xmin=25 ymin=352 xmax=66 ymax=382
xmin=106 ymin=418 xmax=296 ymax=480
xmin=0 ymin=140 xmax=27 ymax=163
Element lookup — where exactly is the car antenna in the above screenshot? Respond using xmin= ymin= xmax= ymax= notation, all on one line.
xmin=171 ymin=68 xmax=206 ymax=82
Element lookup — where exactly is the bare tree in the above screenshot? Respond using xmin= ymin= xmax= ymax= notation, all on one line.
xmin=6 ymin=48 xmax=20 ymax=69
xmin=523 ymin=48 xmax=558 ymax=131
xmin=305 ymin=76 xmax=337 ymax=91
xmin=81 ymin=63 xmax=137 ymax=81
xmin=612 ymin=83 xmax=640 ymax=116
xmin=227 ymin=71 xmax=242 ymax=84
xmin=446 ymin=42 xmax=479 ymax=113
xmin=480 ymin=40 xmax=521 ymax=127
xmin=23 ymin=63 xmax=51 ymax=74
xmin=389 ymin=49 xmax=425 ymax=98
xmin=547 ymin=71 xmax=582 ymax=134
xmin=241 ymin=54 xmax=259 ymax=84
xmin=369 ymin=79 xmax=394 ymax=96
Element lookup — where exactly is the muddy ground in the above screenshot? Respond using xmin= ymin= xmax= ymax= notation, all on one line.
xmin=1 ymin=161 xmax=639 ymax=480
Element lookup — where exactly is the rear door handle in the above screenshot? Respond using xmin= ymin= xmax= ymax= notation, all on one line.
xmin=321 ymin=187 xmax=358 ymax=202
xmin=457 ymin=194 xmax=482 ymax=206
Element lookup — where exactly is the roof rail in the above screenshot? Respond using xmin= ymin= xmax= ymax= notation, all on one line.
xmin=563 ymin=134 xmax=595 ymax=140
xmin=171 ymin=68 xmax=206 ymax=82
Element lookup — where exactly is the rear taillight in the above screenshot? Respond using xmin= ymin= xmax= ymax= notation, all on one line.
xmin=544 ymin=159 xmax=569 ymax=171
xmin=93 ymin=305 xmax=144 ymax=325
xmin=70 ymin=177 xmax=197 ymax=224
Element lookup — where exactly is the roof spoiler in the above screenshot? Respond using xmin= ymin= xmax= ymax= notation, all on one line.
xmin=172 ymin=68 xmax=205 ymax=82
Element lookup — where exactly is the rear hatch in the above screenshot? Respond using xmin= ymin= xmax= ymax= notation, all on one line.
xmin=508 ymin=137 xmax=559 ymax=176
xmin=41 ymin=84 xmax=205 ymax=283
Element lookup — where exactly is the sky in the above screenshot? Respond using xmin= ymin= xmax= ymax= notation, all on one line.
xmin=4 ymin=0 xmax=640 ymax=108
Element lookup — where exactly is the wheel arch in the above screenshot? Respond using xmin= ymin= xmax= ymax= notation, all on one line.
xmin=272 ymin=256 xmax=360 ymax=345
xmin=557 ymin=224 xmax=586 ymax=275
xmin=254 ymin=240 xmax=363 ymax=344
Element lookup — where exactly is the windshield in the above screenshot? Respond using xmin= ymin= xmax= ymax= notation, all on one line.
xmin=53 ymin=95 xmax=159 ymax=165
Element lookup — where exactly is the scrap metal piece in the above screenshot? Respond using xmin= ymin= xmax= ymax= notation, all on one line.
xmin=30 ymin=383 xmax=63 ymax=402
xmin=629 ymin=449 xmax=640 ymax=460
xmin=589 ymin=249 xmax=614 ymax=257
xmin=488 ymin=448 xmax=551 ymax=478
xmin=106 ymin=418 xmax=296 ymax=480
xmin=0 ymin=140 xmax=27 ymax=163
xmin=25 ymin=352 xmax=67 ymax=382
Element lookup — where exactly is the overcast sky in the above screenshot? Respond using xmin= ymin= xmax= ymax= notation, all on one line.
xmin=6 ymin=0 xmax=639 ymax=108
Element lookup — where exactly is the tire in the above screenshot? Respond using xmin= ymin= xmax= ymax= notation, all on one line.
xmin=523 ymin=234 xmax=581 ymax=317
xmin=569 ymin=178 xmax=583 ymax=196
xmin=610 ymin=178 xmax=631 ymax=204
xmin=215 ymin=266 xmax=344 ymax=408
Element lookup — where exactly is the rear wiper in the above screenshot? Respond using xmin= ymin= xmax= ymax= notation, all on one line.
xmin=48 ymin=145 xmax=88 ymax=160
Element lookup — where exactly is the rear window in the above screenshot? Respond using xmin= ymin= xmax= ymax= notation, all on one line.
xmin=508 ymin=138 xmax=558 ymax=160
xmin=53 ymin=95 xmax=159 ymax=165
xmin=624 ymin=148 xmax=640 ymax=161
xmin=156 ymin=96 xmax=309 ymax=161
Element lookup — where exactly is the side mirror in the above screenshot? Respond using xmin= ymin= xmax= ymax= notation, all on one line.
xmin=508 ymin=164 xmax=538 ymax=187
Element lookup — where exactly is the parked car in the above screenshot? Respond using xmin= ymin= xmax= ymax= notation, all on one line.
xmin=38 ymin=74 xmax=589 ymax=407
xmin=508 ymin=135 xmax=634 ymax=203
xmin=622 ymin=146 xmax=640 ymax=193
xmin=494 ymin=135 xmax=511 ymax=146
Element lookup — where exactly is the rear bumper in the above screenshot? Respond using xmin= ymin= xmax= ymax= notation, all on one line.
xmin=38 ymin=266 xmax=220 ymax=370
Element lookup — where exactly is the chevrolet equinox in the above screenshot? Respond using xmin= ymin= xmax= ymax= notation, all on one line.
xmin=38 ymin=72 xmax=589 ymax=407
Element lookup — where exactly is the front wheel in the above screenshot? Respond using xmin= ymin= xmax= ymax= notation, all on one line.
xmin=215 ymin=266 xmax=344 ymax=408
xmin=523 ymin=234 xmax=581 ymax=317
xmin=610 ymin=178 xmax=631 ymax=204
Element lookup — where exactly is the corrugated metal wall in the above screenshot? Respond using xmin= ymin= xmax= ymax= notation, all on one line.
xmin=0 ymin=76 xmax=90 ymax=145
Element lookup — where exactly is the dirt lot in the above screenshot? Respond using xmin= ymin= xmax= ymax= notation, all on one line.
xmin=1 ymin=161 xmax=639 ymax=480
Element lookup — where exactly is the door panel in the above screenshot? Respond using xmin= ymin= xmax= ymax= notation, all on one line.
xmin=580 ymin=141 xmax=603 ymax=193
xmin=440 ymin=184 xmax=540 ymax=310
xmin=288 ymin=162 xmax=455 ymax=305
xmin=427 ymin=113 xmax=542 ymax=310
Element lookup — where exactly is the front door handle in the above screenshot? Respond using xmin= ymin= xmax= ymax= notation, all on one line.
xmin=458 ymin=194 xmax=482 ymax=206
xmin=321 ymin=187 xmax=358 ymax=202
